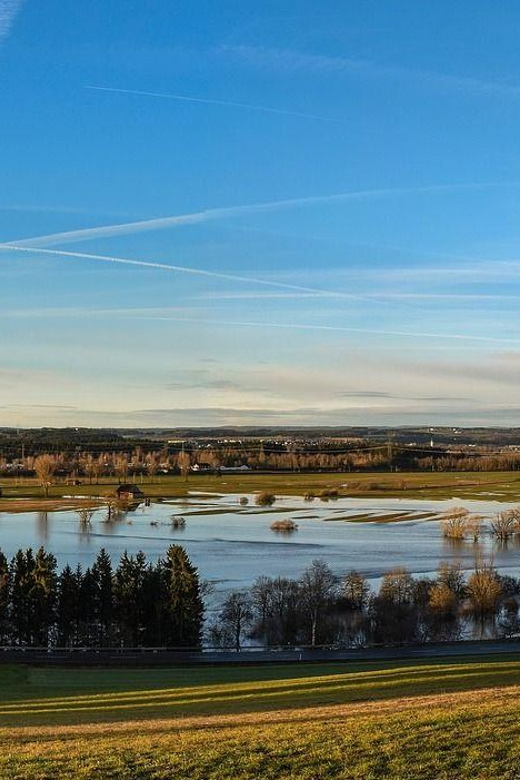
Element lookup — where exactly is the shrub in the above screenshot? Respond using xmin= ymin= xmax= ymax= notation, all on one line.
xmin=270 ymin=519 xmax=298 ymax=532
xmin=318 ymin=488 xmax=339 ymax=498
xmin=256 ymin=492 xmax=276 ymax=506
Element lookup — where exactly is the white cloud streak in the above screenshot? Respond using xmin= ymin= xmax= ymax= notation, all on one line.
xmin=5 ymin=181 xmax=519 ymax=249
xmin=85 ymin=84 xmax=350 ymax=124
xmin=223 ymin=45 xmax=520 ymax=100
xmin=0 ymin=0 xmax=23 ymax=45
xmin=140 ymin=314 xmax=520 ymax=346
xmin=200 ymin=291 xmax=520 ymax=302
xmin=0 ymin=244 xmax=381 ymax=304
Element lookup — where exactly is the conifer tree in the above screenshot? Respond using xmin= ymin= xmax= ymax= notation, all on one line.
xmin=31 ymin=547 xmax=57 ymax=646
xmin=91 ymin=548 xmax=114 ymax=646
xmin=78 ymin=566 xmax=98 ymax=645
xmin=0 ymin=551 xmax=9 ymax=643
xmin=114 ymin=551 xmax=148 ymax=646
xmin=10 ymin=549 xmax=35 ymax=645
xmin=160 ymin=545 xmax=203 ymax=648
xmin=57 ymin=563 xmax=82 ymax=646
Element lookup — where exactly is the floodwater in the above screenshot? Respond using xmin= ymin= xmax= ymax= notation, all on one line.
xmin=1 ymin=493 xmax=519 ymax=596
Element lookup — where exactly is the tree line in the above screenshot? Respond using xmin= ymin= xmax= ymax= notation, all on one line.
xmin=210 ymin=558 xmax=520 ymax=650
xmin=0 ymin=546 xmax=203 ymax=648
xmin=5 ymin=444 xmax=520 ymax=484
xmin=0 ymin=544 xmax=517 ymax=651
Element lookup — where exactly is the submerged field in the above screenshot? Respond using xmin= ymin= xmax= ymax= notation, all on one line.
xmin=2 ymin=657 xmax=520 ymax=778
xmin=2 ymin=470 xmax=520 ymax=513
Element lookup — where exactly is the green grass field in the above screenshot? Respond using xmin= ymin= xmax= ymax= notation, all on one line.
xmin=2 ymin=470 xmax=520 ymax=511
xmin=2 ymin=657 xmax=520 ymax=778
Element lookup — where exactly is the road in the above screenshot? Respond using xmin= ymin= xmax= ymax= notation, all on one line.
xmin=1 ymin=640 xmax=519 ymax=666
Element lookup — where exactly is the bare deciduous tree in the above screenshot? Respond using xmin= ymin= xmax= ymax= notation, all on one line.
xmin=75 ymin=508 xmax=96 ymax=525
xmin=342 ymin=571 xmax=370 ymax=612
xmin=299 ymin=559 xmax=337 ymax=647
xmin=441 ymin=507 xmax=470 ymax=540
xmin=467 ymin=561 xmax=503 ymax=619
xmin=34 ymin=455 xmax=55 ymax=498
xmin=146 ymin=453 xmax=159 ymax=483
xmin=210 ymin=591 xmax=253 ymax=651
xmin=490 ymin=509 xmax=520 ymax=542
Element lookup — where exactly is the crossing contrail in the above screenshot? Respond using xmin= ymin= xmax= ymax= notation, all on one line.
xmin=0 ymin=244 xmax=377 ymax=304
xmin=2 ymin=245 xmax=510 ymax=342
xmin=85 ymin=84 xmax=350 ymax=124
xmin=5 ymin=181 xmax=519 ymax=249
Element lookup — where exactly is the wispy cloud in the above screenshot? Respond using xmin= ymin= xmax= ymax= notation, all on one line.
xmin=336 ymin=390 xmax=468 ymax=402
xmin=222 ymin=45 xmax=520 ymax=100
xmin=5 ymin=181 xmax=519 ymax=249
xmin=86 ymin=84 xmax=350 ymax=125
xmin=310 ymin=260 xmax=520 ymax=287
xmin=4 ymin=245 xmax=518 ymax=317
xmin=3 ymin=404 xmax=78 ymax=410
xmin=0 ymin=204 xmax=140 ymax=217
xmin=198 ymin=290 xmax=520 ymax=302
xmin=0 ymin=0 xmax=23 ymax=46
xmin=0 ymin=305 xmax=198 ymax=319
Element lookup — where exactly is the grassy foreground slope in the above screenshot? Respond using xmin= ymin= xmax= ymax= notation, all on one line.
xmin=2 ymin=658 xmax=520 ymax=778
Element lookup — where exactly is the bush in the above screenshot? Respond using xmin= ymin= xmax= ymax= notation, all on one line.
xmin=270 ymin=519 xmax=298 ymax=532
xmin=318 ymin=488 xmax=339 ymax=498
xmin=256 ymin=492 xmax=276 ymax=506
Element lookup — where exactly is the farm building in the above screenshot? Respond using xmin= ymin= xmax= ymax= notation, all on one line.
xmin=115 ymin=483 xmax=144 ymax=501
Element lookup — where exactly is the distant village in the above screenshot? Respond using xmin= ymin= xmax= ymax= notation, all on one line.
xmin=1 ymin=426 xmax=520 ymax=477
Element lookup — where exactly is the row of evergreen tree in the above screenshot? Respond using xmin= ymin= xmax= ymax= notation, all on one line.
xmin=0 ymin=546 xmax=203 ymax=648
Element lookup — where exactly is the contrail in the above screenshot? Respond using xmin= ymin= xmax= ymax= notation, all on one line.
xmin=2 ymin=246 xmax=512 ymax=342
xmin=6 ymin=180 xmax=520 ymax=249
xmin=0 ymin=0 xmax=24 ymax=44
xmin=140 ymin=315 xmax=520 ymax=346
xmin=85 ymin=84 xmax=350 ymax=124
xmin=0 ymin=244 xmax=379 ymax=304
xmin=138 ymin=314 xmax=520 ymax=345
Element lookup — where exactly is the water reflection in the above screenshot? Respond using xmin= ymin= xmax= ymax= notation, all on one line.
xmin=170 ymin=515 xmax=186 ymax=531
xmin=36 ymin=511 xmax=49 ymax=543
xmin=492 ymin=534 xmax=520 ymax=553
xmin=1 ymin=495 xmax=520 ymax=594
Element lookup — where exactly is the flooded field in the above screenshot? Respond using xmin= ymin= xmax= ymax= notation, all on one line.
xmin=1 ymin=493 xmax=519 ymax=595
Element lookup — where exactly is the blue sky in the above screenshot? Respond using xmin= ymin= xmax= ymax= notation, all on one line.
xmin=2 ymin=1 xmax=520 ymax=427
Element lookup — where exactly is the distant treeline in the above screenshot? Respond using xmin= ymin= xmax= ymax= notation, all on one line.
xmin=210 ymin=559 xmax=520 ymax=651
xmin=0 ymin=546 xmax=203 ymax=648
xmin=4 ymin=443 xmax=520 ymax=479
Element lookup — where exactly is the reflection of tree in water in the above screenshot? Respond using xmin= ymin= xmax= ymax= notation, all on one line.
xmin=36 ymin=511 xmax=49 ymax=542
xmin=492 ymin=535 xmax=520 ymax=554
xmin=171 ymin=515 xmax=186 ymax=530
xmin=101 ymin=500 xmax=132 ymax=535
xmin=76 ymin=508 xmax=96 ymax=542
